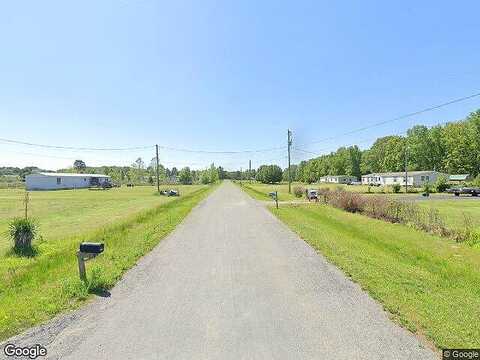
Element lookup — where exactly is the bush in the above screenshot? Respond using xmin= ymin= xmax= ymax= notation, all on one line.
xmin=329 ymin=189 xmax=365 ymax=213
xmin=434 ymin=175 xmax=450 ymax=192
xmin=9 ymin=217 xmax=37 ymax=253
xmin=318 ymin=188 xmax=479 ymax=243
xmin=293 ymin=185 xmax=305 ymax=198
xmin=392 ymin=183 xmax=401 ymax=193
xmin=423 ymin=182 xmax=432 ymax=194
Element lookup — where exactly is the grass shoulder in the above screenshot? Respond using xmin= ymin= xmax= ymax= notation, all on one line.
xmin=0 ymin=185 xmax=215 ymax=341
xmin=268 ymin=203 xmax=480 ymax=349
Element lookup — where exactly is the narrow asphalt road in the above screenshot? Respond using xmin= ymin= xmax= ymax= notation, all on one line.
xmin=3 ymin=181 xmax=436 ymax=359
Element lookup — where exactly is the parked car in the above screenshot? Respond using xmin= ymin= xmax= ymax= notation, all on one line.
xmin=306 ymin=189 xmax=318 ymax=201
xmin=446 ymin=187 xmax=480 ymax=197
xmin=161 ymin=189 xmax=180 ymax=196
xmin=101 ymin=182 xmax=113 ymax=189
xmin=347 ymin=181 xmax=362 ymax=186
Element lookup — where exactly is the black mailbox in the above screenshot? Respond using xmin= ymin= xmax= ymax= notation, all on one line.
xmin=80 ymin=242 xmax=104 ymax=254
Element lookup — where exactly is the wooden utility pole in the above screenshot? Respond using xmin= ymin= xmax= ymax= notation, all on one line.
xmin=287 ymin=129 xmax=292 ymax=194
xmin=404 ymin=147 xmax=408 ymax=193
xmin=249 ymin=160 xmax=252 ymax=182
xmin=156 ymin=144 xmax=160 ymax=193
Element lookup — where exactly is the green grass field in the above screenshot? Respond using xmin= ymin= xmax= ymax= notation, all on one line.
xmin=417 ymin=199 xmax=480 ymax=231
xmin=0 ymin=184 xmax=214 ymax=340
xmin=241 ymin=181 xmax=480 ymax=233
xmin=0 ymin=185 xmax=204 ymax=256
xmin=268 ymin=203 xmax=480 ymax=349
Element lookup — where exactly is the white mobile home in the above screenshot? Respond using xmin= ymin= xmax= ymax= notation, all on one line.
xmin=319 ymin=175 xmax=358 ymax=184
xmin=26 ymin=173 xmax=111 ymax=191
xmin=361 ymin=171 xmax=446 ymax=187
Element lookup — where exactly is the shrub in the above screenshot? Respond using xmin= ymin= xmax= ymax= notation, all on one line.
xmin=423 ymin=182 xmax=432 ymax=194
xmin=9 ymin=217 xmax=37 ymax=253
xmin=434 ymin=175 xmax=450 ymax=193
xmin=317 ymin=187 xmax=330 ymax=203
xmin=293 ymin=186 xmax=305 ymax=198
xmin=392 ymin=183 xmax=401 ymax=193
xmin=329 ymin=190 xmax=365 ymax=213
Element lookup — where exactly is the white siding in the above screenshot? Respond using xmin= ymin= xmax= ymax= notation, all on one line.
xmin=361 ymin=172 xmax=444 ymax=187
xmin=26 ymin=174 xmax=110 ymax=190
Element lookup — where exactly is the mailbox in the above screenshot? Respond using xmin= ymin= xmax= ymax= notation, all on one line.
xmin=80 ymin=242 xmax=104 ymax=254
xmin=77 ymin=242 xmax=105 ymax=281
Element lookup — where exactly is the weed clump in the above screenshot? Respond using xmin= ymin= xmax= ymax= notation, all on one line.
xmin=320 ymin=190 xmax=475 ymax=243
xmin=293 ymin=186 xmax=305 ymax=198
xmin=9 ymin=217 xmax=37 ymax=255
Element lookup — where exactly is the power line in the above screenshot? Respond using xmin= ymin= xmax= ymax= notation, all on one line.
xmin=0 ymin=138 xmax=153 ymax=151
xmin=0 ymin=137 xmax=286 ymax=154
xmin=157 ymin=144 xmax=286 ymax=154
xmin=297 ymin=91 xmax=480 ymax=147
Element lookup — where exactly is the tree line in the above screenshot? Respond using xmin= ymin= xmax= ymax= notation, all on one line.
xmin=60 ymin=158 xmax=222 ymax=185
xmin=289 ymin=109 xmax=480 ymax=183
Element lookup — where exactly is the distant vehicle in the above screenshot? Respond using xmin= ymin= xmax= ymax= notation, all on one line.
xmin=347 ymin=181 xmax=362 ymax=186
xmin=268 ymin=191 xmax=277 ymax=199
xmin=306 ymin=189 xmax=318 ymax=201
xmin=446 ymin=187 xmax=480 ymax=197
xmin=101 ymin=182 xmax=113 ymax=189
xmin=161 ymin=189 xmax=180 ymax=196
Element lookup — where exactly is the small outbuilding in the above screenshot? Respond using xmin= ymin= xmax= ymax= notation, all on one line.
xmin=361 ymin=171 xmax=446 ymax=187
xmin=319 ymin=175 xmax=358 ymax=184
xmin=26 ymin=172 xmax=111 ymax=191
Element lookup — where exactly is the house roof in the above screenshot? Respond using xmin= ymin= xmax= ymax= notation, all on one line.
xmin=449 ymin=174 xmax=470 ymax=181
xmin=321 ymin=175 xmax=356 ymax=178
xmin=362 ymin=171 xmax=443 ymax=177
xmin=35 ymin=172 xmax=110 ymax=178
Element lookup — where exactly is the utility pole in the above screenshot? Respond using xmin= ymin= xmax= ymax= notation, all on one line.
xmin=156 ymin=144 xmax=160 ymax=193
xmin=287 ymin=129 xmax=292 ymax=194
xmin=249 ymin=160 xmax=251 ymax=182
xmin=404 ymin=147 xmax=408 ymax=194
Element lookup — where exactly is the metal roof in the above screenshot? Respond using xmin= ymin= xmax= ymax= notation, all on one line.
xmin=320 ymin=175 xmax=357 ymax=178
xmin=362 ymin=171 xmax=442 ymax=177
xmin=449 ymin=174 xmax=470 ymax=181
xmin=35 ymin=172 xmax=110 ymax=178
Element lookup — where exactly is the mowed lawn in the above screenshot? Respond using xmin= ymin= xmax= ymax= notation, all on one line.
xmin=0 ymin=185 xmax=205 ymax=255
xmin=417 ymin=198 xmax=480 ymax=231
xmin=270 ymin=203 xmax=480 ymax=349
xmin=0 ymin=184 xmax=214 ymax=340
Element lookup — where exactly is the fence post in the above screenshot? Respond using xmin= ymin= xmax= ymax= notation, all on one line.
xmin=275 ymin=191 xmax=278 ymax=209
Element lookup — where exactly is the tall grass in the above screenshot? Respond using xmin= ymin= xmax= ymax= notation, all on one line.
xmin=319 ymin=188 xmax=478 ymax=243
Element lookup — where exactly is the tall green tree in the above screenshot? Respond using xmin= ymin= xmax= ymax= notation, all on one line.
xmin=178 ymin=167 xmax=193 ymax=185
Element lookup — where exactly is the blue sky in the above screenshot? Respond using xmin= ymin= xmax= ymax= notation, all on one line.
xmin=1 ymin=1 xmax=479 ymax=170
